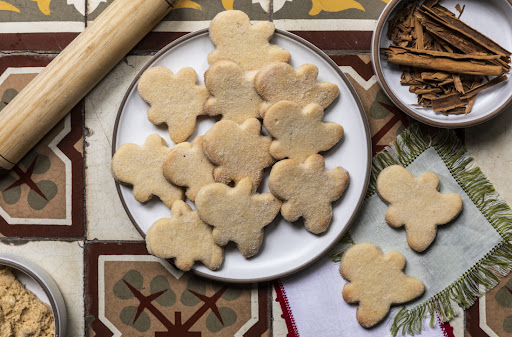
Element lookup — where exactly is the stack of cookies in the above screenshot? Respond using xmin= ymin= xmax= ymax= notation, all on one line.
xmin=112 ymin=10 xmax=349 ymax=272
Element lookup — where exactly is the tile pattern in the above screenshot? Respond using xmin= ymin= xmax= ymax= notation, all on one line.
xmin=86 ymin=242 xmax=271 ymax=336
xmin=0 ymin=54 xmax=84 ymax=238
xmin=466 ymin=273 xmax=512 ymax=337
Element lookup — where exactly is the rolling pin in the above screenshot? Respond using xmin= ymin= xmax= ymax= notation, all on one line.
xmin=0 ymin=0 xmax=178 ymax=175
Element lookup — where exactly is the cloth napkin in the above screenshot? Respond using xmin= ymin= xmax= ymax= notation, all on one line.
xmin=275 ymin=125 xmax=512 ymax=336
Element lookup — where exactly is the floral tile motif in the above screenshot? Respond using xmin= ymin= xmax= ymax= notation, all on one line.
xmin=0 ymin=54 xmax=84 ymax=237
xmin=273 ymin=0 xmax=387 ymax=19
xmin=86 ymin=242 xmax=271 ymax=337
xmin=0 ymin=0 xmax=84 ymax=50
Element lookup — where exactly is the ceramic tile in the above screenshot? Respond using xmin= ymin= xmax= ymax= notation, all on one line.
xmin=86 ymin=241 xmax=271 ymax=336
xmin=0 ymin=0 xmax=84 ymax=50
xmin=0 ymin=54 xmax=84 ymax=238
xmin=0 ymin=240 xmax=85 ymax=336
xmin=465 ymin=273 xmax=512 ymax=337
xmin=85 ymin=55 xmax=151 ymax=241
xmin=465 ymin=105 xmax=512 ymax=206
xmin=272 ymin=0 xmax=384 ymax=51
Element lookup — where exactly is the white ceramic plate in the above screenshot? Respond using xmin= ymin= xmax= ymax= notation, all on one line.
xmin=113 ymin=29 xmax=371 ymax=282
xmin=372 ymin=0 xmax=512 ymax=128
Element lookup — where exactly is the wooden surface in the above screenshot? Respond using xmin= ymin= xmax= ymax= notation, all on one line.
xmin=0 ymin=0 xmax=175 ymax=172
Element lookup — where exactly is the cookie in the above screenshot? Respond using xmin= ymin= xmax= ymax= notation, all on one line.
xmin=195 ymin=178 xmax=281 ymax=258
xmin=112 ymin=134 xmax=183 ymax=209
xmin=146 ymin=200 xmax=224 ymax=271
xmin=376 ymin=165 xmax=463 ymax=252
xmin=202 ymin=118 xmax=274 ymax=190
xmin=138 ymin=66 xmax=209 ymax=143
xmin=255 ymin=62 xmax=340 ymax=117
xmin=340 ymin=242 xmax=425 ymax=328
xmin=204 ymin=59 xmax=262 ymax=124
xmin=163 ymin=136 xmax=215 ymax=202
xmin=268 ymin=154 xmax=349 ymax=234
xmin=208 ymin=10 xmax=290 ymax=72
xmin=263 ymin=101 xmax=344 ymax=161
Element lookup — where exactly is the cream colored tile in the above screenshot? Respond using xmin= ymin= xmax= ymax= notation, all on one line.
xmin=450 ymin=306 xmax=465 ymax=337
xmin=272 ymin=286 xmax=289 ymax=337
xmin=0 ymin=240 xmax=84 ymax=336
xmin=465 ymin=106 xmax=512 ymax=205
xmin=85 ymin=56 xmax=152 ymax=241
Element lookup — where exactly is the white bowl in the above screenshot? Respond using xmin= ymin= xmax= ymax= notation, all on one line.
xmin=372 ymin=0 xmax=512 ymax=128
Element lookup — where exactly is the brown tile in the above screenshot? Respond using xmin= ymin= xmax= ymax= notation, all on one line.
xmin=0 ymin=54 xmax=84 ymax=238
xmin=86 ymin=242 xmax=271 ymax=336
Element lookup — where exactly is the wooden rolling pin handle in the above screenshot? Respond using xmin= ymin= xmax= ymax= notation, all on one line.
xmin=0 ymin=0 xmax=177 ymax=174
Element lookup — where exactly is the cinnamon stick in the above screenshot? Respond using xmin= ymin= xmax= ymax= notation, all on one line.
xmin=384 ymin=50 xmax=503 ymax=76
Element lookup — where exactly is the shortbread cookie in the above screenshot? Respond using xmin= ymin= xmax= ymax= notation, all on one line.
xmin=269 ymin=155 xmax=349 ymax=234
xmin=340 ymin=242 xmax=425 ymax=328
xmin=195 ymin=178 xmax=281 ymax=258
xmin=208 ymin=10 xmax=290 ymax=72
xmin=255 ymin=62 xmax=340 ymax=117
xmin=204 ymin=59 xmax=262 ymax=124
xmin=202 ymin=118 xmax=274 ymax=190
xmin=377 ymin=165 xmax=463 ymax=252
xmin=146 ymin=200 xmax=223 ymax=271
xmin=264 ymin=101 xmax=344 ymax=161
xmin=138 ymin=66 xmax=209 ymax=143
xmin=163 ymin=136 xmax=215 ymax=202
xmin=112 ymin=134 xmax=183 ymax=209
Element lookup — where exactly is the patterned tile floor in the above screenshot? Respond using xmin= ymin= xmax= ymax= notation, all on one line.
xmin=0 ymin=0 xmax=511 ymax=336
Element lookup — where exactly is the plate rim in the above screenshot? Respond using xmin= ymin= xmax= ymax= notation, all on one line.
xmin=371 ymin=0 xmax=512 ymax=128
xmin=112 ymin=28 xmax=372 ymax=283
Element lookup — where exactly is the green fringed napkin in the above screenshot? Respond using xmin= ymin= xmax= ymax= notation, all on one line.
xmin=331 ymin=124 xmax=512 ymax=336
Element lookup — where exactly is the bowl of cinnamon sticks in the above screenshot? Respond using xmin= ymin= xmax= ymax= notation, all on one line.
xmin=372 ymin=0 xmax=512 ymax=127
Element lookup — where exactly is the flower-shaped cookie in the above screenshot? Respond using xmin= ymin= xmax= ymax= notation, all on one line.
xmin=111 ymin=134 xmax=183 ymax=208
xmin=377 ymin=165 xmax=463 ymax=252
xmin=340 ymin=242 xmax=425 ymax=328
xmin=138 ymin=66 xmax=209 ymax=143
xmin=202 ymin=118 xmax=274 ymax=190
xmin=264 ymin=101 xmax=344 ymax=161
xmin=146 ymin=200 xmax=224 ymax=271
xmin=195 ymin=178 xmax=282 ymax=258
xmin=163 ymin=136 xmax=215 ymax=202
xmin=255 ymin=62 xmax=340 ymax=117
xmin=204 ymin=59 xmax=262 ymax=124
xmin=208 ymin=10 xmax=290 ymax=72
xmin=269 ymin=155 xmax=349 ymax=234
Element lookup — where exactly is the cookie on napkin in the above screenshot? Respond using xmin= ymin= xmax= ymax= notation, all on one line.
xmin=146 ymin=200 xmax=223 ymax=271
xmin=111 ymin=134 xmax=183 ymax=209
xmin=340 ymin=242 xmax=425 ymax=328
xmin=377 ymin=165 xmax=463 ymax=252
xmin=195 ymin=178 xmax=282 ymax=258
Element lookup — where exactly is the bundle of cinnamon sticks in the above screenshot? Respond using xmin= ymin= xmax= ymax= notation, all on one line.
xmin=383 ymin=0 xmax=510 ymax=115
